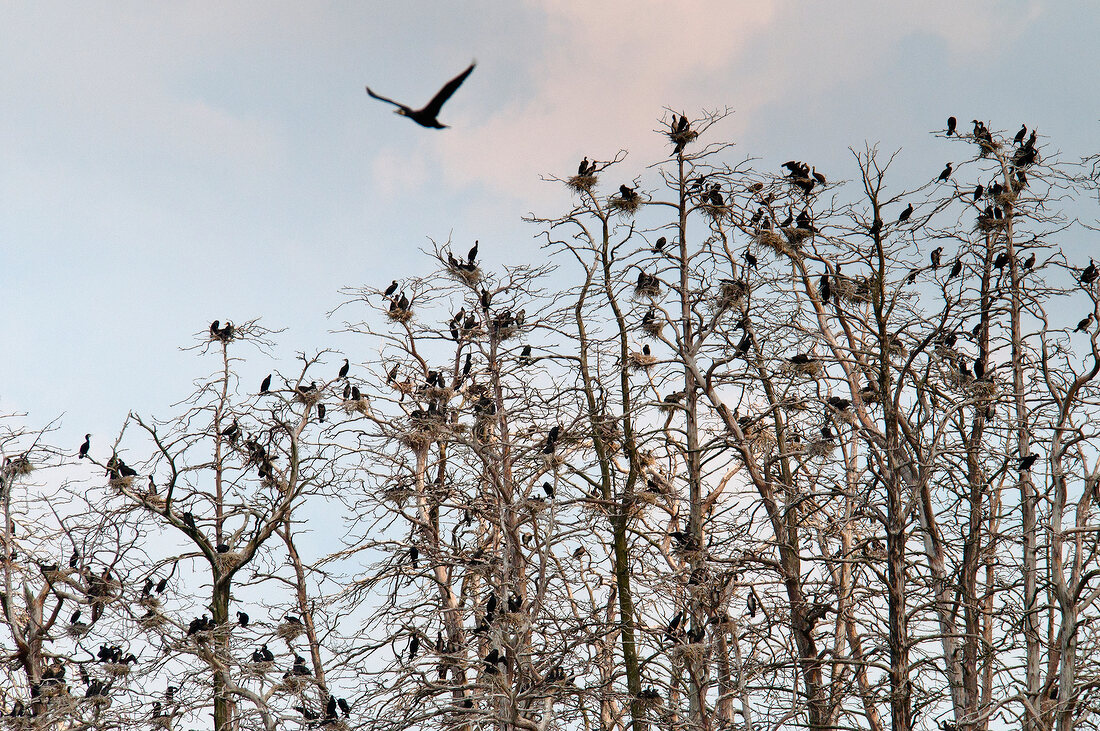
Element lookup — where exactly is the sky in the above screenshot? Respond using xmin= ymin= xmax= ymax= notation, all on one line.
xmin=1 ymin=1 xmax=1099 ymax=451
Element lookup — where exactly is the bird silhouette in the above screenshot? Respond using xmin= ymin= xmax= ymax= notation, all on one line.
xmin=339 ymin=359 xmax=350 ymax=379
xmin=260 ymin=374 xmax=272 ymax=394
xmin=78 ymin=434 xmax=91 ymax=459
xmin=898 ymin=203 xmax=914 ymax=223
xmin=946 ymin=116 xmax=957 ymax=136
xmin=938 ymin=163 xmax=953 ymax=182
xmin=366 ymin=62 xmax=476 ymax=129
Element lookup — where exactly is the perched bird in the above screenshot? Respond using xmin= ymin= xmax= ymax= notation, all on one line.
xmin=1014 ymin=124 xmax=1028 ymax=146
xmin=949 ymin=259 xmax=963 ymax=279
xmin=237 ymin=611 xmax=249 ymax=627
xmin=1018 ymin=454 xmax=1038 ymax=472
xmin=384 ymin=280 xmax=399 ymax=297
xmin=898 ymin=203 xmax=914 ymax=223
xmin=744 ymin=248 xmax=757 ymax=269
xmin=468 ymin=240 xmax=479 ymax=264
xmin=938 ymin=162 xmax=953 ymax=182
xmin=930 ymin=247 xmax=943 ymax=270
xmin=946 ymin=116 xmax=957 ymax=136
xmin=78 ymin=434 xmax=91 ymax=459
xmin=1081 ymin=260 xmax=1099 ymax=285
xmin=338 ymin=698 xmax=351 ymax=717
xmin=1075 ymin=313 xmax=1094 ymax=333
xmin=338 ymin=359 xmax=350 ymax=379
xmin=973 ymin=184 xmax=984 ymax=201
xmin=317 ymin=403 xmax=326 ymax=423
xmin=543 ymin=481 xmax=554 ymax=498
xmin=182 ymin=512 xmax=197 ymax=531
xmin=365 ymin=62 xmax=476 ymax=129
xmin=1023 ymin=253 xmax=1036 ymax=271
xmin=653 ymin=236 xmax=667 ymax=252
xmin=260 ymin=374 xmax=272 ymax=394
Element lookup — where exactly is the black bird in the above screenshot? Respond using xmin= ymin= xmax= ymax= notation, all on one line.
xmin=1018 ymin=454 xmax=1038 ymax=472
xmin=291 ymin=654 xmax=311 ymax=676
xmin=156 ymin=577 xmax=168 ymax=593
xmin=1023 ymin=253 xmax=1036 ymax=271
xmin=653 ymin=236 xmax=667 ymax=252
xmin=578 ymin=157 xmax=590 ymax=175
xmin=1076 ymin=313 xmax=1094 ymax=333
xmin=819 ymin=274 xmax=831 ymax=301
xmin=409 ymin=546 xmax=419 ymax=568
xmin=938 ymin=162 xmax=953 ymax=182
xmin=182 ymin=512 xmax=196 ymax=531
xmin=973 ymin=184 xmax=984 ymax=201
xmin=468 ymin=240 xmax=479 ymax=264
xmin=519 ymin=344 xmax=533 ymax=365
xmin=949 ymin=259 xmax=962 ymax=279
xmin=337 ymin=698 xmax=351 ymax=717
xmin=79 ymin=434 xmax=91 ymax=459
xmin=973 ymin=358 xmax=986 ymax=380
xmin=317 ymin=403 xmax=326 ymax=423
xmin=744 ymin=248 xmax=757 ymax=269
xmin=409 ymin=634 xmax=420 ymax=660
xmin=1014 ymin=124 xmax=1028 ymax=145
xmin=365 ymin=62 xmax=476 ymax=129
xmin=384 ymin=280 xmax=399 ymax=297
xmin=237 ymin=611 xmax=249 ymax=627
xmin=543 ymin=481 xmax=554 ymax=498
xmin=326 ymin=696 xmax=338 ymax=719
xmin=930 ymin=247 xmax=943 ymax=270
xmin=898 ymin=203 xmax=914 ymax=223
xmin=946 ymin=116 xmax=957 ymax=136
xmin=260 ymin=374 xmax=272 ymax=394
xmin=1082 ymin=260 xmax=1099 ymax=285
xmin=338 ymin=359 xmax=350 ymax=379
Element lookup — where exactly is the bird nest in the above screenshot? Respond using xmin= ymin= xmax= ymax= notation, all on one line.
xmin=216 ymin=551 xmax=243 ymax=572
xmin=401 ymin=428 xmax=437 ymax=451
xmin=277 ymin=621 xmax=305 ymax=641
xmin=499 ymin=611 xmax=529 ymax=629
xmin=387 ymin=308 xmax=414 ymax=324
xmin=2 ymin=456 xmax=33 ymax=477
xmin=636 ymin=691 xmax=663 ymax=711
xmin=976 ymin=216 xmax=1008 ymax=233
xmin=994 ymin=188 xmax=1018 ymax=207
xmin=524 ymin=497 xmax=549 ymax=515
xmin=540 ymin=452 xmax=566 ymax=469
xmin=671 ymin=642 xmax=706 ymax=663
xmin=244 ymin=660 xmax=275 ymax=676
xmin=567 ymin=174 xmax=597 ymax=193
xmin=423 ymin=386 xmax=455 ymax=402
xmin=782 ymin=359 xmax=823 ymax=378
xmin=85 ymin=694 xmax=112 ymax=709
xmin=276 ymin=675 xmax=310 ymax=693
xmin=976 ymin=138 xmax=1001 ymax=157
xmin=781 ymin=227 xmax=813 ymax=250
xmin=610 ymin=197 xmax=642 ymax=215
xmin=447 ymin=264 xmax=482 ymax=285
xmin=641 ymin=317 xmax=665 ymax=338
xmin=143 ymin=493 xmax=167 ymax=510
xmin=634 ymin=280 xmax=661 ymax=300
xmin=966 ymin=379 xmax=998 ymax=400
xmin=66 ymin=622 xmax=91 ymax=639
xmin=342 ymin=397 xmax=371 ymax=416
xmin=834 ymin=276 xmax=873 ymax=304
xmin=138 ymin=611 xmax=166 ymax=630
xmin=138 ymin=595 xmax=162 ymax=610
xmin=717 ymin=280 xmax=749 ymax=310
xmin=104 ymin=662 xmax=131 ymax=678
xmin=489 ymin=323 xmax=520 ymax=341
xmin=381 ymin=485 xmax=414 ymax=506
xmin=808 ymin=438 xmax=836 ymax=458
xmin=153 ymin=715 xmax=173 ymax=730
xmin=701 ymin=203 xmax=728 ymax=220
xmin=628 ymin=351 xmax=657 ymax=371
xmin=108 ymin=475 xmax=136 ymax=491
xmin=754 ymin=230 xmax=788 ymax=255
xmin=294 ymin=389 xmax=322 ymax=407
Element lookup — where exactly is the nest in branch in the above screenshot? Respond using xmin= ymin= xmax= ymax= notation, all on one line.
xmin=153 ymin=715 xmax=173 ymax=730
xmin=104 ymin=662 xmax=132 ymax=678
xmin=294 ymin=389 xmax=322 ymax=407
xmin=277 ymin=621 xmax=305 ymax=641
xmin=44 ymin=567 xmax=73 ymax=584
xmin=783 ymin=226 xmax=814 ymax=248
xmin=833 ymin=276 xmax=873 ymax=305
xmin=976 ymin=137 xmax=1001 ymax=158
xmin=108 ymin=475 xmax=136 ymax=491
xmin=381 ymin=485 xmax=414 ymax=506
xmin=137 ymin=611 xmax=165 ymax=630
xmin=567 ymin=174 xmax=597 ymax=192
xmin=610 ymin=196 xmax=642 ymax=215
xmin=641 ymin=315 xmax=665 ymax=338
xmin=66 ymin=621 xmax=90 ymax=639
xmin=994 ymin=188 xmax=1018 ymax=207
xmin=634 ymin=278 xmax=661 ymax=300
xmin=216 ymin=551 xmax=242 ymax=572
xmin=701 ymin=203 xmax=728 ymax=221
xmin=976 ymin=215 xmax=1008 ymax=233
xmin=143 ymin=493 xmax=167 ymax=510
xmin=540 ymin=451 xmax=566 ymax=469
xmin=671 ymin=642 xmax=706 ymax=663
xmin=782 ymin=358 xmax=823 ymax=378
xmin=669 ymin=128 xmax=698 ymax=151
xmin=754 ymin=230 xmax=788 ymax=255
xmin=808 ymin=438 xmax=837 ymax=458
xmin=966 ymin=378 xmax=998 ymax=400
xmin=636 ymin=690 xmax=663 ymax=710
xmin=628 ymin=350 xmax=658 ymax=371
xmin=423 ymin=386 xmax=455 ymax=403
xmin=386 ymin=307 xmax=414 ymax=324
xmin=717 ymin=279 xmax=749 ymax=310
xmin=342 ymin=397 xmax=371 ymax=416
xmin=447 ymin=263 xmax=482 ymax=285
xmin=244 ymin=660 xmax=275 ymax=676
xmin=138 ymin=595 xmax=162 ymax=610
xmin=2 ymin=455 xmax=33 ymax=477
xmin=276 ymin=674 xmax=310 ymax=693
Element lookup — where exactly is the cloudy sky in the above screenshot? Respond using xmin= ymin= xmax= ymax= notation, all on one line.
xmin=1 ymin=1 xmax=1097 ymax=448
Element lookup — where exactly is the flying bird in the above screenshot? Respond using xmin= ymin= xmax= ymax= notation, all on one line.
xmin=366 ymin=62 xmax=476 ymax=129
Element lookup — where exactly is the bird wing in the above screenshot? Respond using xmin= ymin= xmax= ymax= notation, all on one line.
xmin=421 ymin=62 xmax=476 ymax=118
xmin=365 ymin=86 xmax=412 ymax=114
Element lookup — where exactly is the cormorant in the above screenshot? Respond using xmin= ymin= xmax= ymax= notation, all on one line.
xmin=384 ymin=280 xmax=399 ymax=297
xmin=468 ymin=240 xmax=478 ymax=264
xmin=1023 ymin=253 xmax=1036 ymax=271
xmin=938 ymin=162 xmax=953 ymax=182
xmin=260 ymin=374 xmax=272 ymax=393
xmin=946 ymin=116 xmax=957 ymax=136
xmin=237 ymin=611 xmax=249 ymax=627
xmin=653 ymin=236 xmax=666 ymax=252
xmin=898 ymin=203 xmax=914 ymax=223
xmin=365 ymin=62 xmax=476 ymax=129
xmin=1081 ymin=260 xmax=1099 ymax=285
xmin=1017 ymin=454 xmax=1038 ymax=472
xmin=182 ymin=512 xmax=196 ymax=530
xmin=339 ymin=359 xmax=350 ymax=379
xmin=1075 ymin=313 xmax=1094 ymax=333
xmin=1014 ymin=124 xmax=1027 ymax=145
xmin=949 ymin=259 xmax=962 ymax=279
xmin=973 ymin=184 xmax=983 ymax=201
xmin=744 ymin=248 xmax=757 ymax=269
xmin=930 ymin=247 xmax=943 ymax=270
xmin=317 ymin=403 xmax=326 ymax=423
xmin=79 ymin=434 xmax=91 ymax=459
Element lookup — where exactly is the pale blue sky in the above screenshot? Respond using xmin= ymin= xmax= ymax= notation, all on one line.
xmin=1 ymin=1 xmax=1097 ymax=448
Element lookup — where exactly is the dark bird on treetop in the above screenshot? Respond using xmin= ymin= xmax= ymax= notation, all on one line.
xmin=938 ymin=162 xmax=953 ymax=182
xmin=930 ymin=247 xmax=943 ymax=270
xmin=339 ymin=359 xmax=350 ymax=379
xmin=79 ymin=434 xmax=91 ymax=459
xmin=1018 ymin=454 xmax=1038 ymax=472
xmin=1075 ymin=313 xmax=1094 ymax=333
xmin=898 ymin=203 xmax=914 ymax=223
xmin=949 ymin=259 xmax=963 ymax=279
xmin=1014 ymin=124 xmax=1028 ymax=145
xmin=468 ymin=240 xmax=478 ymax=264
xmin=365 ymin=62 xmax=476 ymax=129
xmin=973 ymin=184 xmax=984 ymax=201
xmin=946 ymin=116 xmax=957 ymax=136
xmin=653 ymin=236 xmax=667 ymax=252
xmin=1081 ymin=260 xmax=1099 ymax=285
xmin=384 ymin=280 xmax=399 ymax=297
xmin=237 ymin=611 xmax=249 ymax=627
xmin=1023 ymin=253 xmax=1036 ymax=271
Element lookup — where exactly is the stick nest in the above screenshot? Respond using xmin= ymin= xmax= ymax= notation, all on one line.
xmin=567 ymin=174 xmax=597 ymax=192
xmin=610 ymin=197 xmax=642 ymax=215
xmin=628 ymin=351 xmax=658 ymax=371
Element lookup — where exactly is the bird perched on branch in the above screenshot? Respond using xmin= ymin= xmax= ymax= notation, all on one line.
xmin=366 ymin=62 xmax=476 ymax=129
